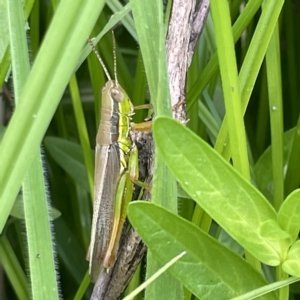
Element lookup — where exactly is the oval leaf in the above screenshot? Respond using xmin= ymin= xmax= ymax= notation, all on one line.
xmin=153 ymin=117 xmax=284 ymax=265
xmin=282 ymin=240 xmax=300 ymax=277
xmin=278 ymin=189 xmax=300 ymax=242
xmin=128 ymin=202 xmax=277 ymax=300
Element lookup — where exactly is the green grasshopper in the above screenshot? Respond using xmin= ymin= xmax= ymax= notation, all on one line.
xmin=87 ymin=34 xmax=149 ymax=283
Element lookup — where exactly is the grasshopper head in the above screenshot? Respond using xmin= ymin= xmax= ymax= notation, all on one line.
xmin=104 ymin=80 xmax=134 ymax=117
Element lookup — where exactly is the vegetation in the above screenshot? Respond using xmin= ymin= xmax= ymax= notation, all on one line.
xmin=1 ymin=0 xmax=300 ymax=299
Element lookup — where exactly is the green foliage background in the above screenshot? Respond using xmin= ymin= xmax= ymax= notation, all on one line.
xmin=1 ymin=0 xmax=300 ymax=299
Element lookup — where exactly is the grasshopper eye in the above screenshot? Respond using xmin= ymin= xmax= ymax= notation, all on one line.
xmin=111 ymin=87 xmax=124 ymax=102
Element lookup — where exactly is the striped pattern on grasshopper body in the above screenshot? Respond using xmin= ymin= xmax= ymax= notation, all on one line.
xmin=88 ymin=76 xmax=138 ymax=282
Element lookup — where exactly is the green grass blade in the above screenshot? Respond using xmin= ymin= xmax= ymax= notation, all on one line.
xmin=282 ymin=0 xmax=299 ymax=124
xmin=123 ymin=251 xmax=186 ymax=300
xmin=265 ymin=24 xmax=284 ymax=212
xmin=130 ymin=1 xmax=171 ymax=117
xmin=23 ymin=154 xmax=59 ymax=299
xmin=265 ymin=32 xmax=287 ymax=292
xmin=7 ymin=0 xmax=30 ymax=100
xmin=69 ymin=75 xmax=94 ymax=199
xmin=0 ymin=0 xmax=9 ymax=85
xmin=285 ymin=116 xmax=300 ymax=195
xmin=254 ymin=128 xmax=295 ymax=201
xmin=230 ymin=277 xmax=300 ymax=300
xmin=132 ymin=50 xmax=148 ymax=122
xmin=106 ymin=1 xmax=137 ymax=41
xmin=87 ymin=49 xmax=106 ymax=126
xmin=210 ymin=0 xmax=249 ymax=178
xmin=187 ymin=0 xmax=264 ymax=111
xmin=130 ymin=0 xmax=180 ymax=299
xmin=215 ymin=0 xmax=284 ymax=160
xmin=78 ymin=3 xmax=132 ymax=69
xmin=0 ymin=236 xmax=29 ymax=299
xmin=74 ymin=272 xmax=90 ymax=300
xmin=0 ymin=0 xmax=106 ymax=232
xmin=7 ymin=0 xmax=59 ymax=298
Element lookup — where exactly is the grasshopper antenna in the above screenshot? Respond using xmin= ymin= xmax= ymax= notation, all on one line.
xmin=88 ymin=37 xmax=111 ymax=81
xmin=111 ymin=31 xmax=119 ymax=87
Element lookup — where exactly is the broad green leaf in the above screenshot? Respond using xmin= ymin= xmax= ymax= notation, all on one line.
xmin=282 ymin=240 xmax=300 ymax=277
xmin=278 ymin=189 xmax=300 ymax=242
xmin=153 ymin=117 xmax=284 ymax=265
xmin=258 ymin=220 xmax=292 ymax=259
xmin=44 ymin=137 xmax=92 ymax=192
xmin=128 ymin=202 xmax=277 ymax=300
xmin=259 ymin=219 xmax=291 ymax=241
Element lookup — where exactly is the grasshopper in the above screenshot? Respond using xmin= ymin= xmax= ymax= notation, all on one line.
xmin=87 ymin=34 xmax=149 ymax=283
